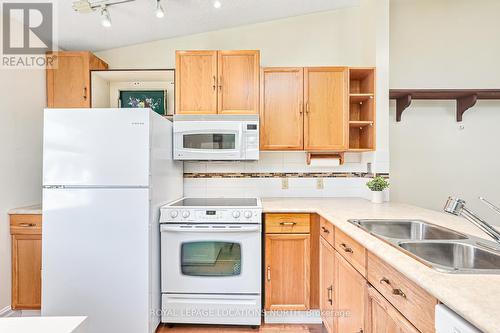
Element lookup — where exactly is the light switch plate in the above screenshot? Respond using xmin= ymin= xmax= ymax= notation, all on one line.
xmin=316 ymin=178 xmax=324 ymax=190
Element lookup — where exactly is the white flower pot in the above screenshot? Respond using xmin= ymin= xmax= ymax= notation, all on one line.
xmin=371 ymin=191 xmax=384 ymax=204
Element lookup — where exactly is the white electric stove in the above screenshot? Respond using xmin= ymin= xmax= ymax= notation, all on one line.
xmin=159 ymin=198 xmax=262 ymax=326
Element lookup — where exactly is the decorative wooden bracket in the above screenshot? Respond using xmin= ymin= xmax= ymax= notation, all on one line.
xmin=307 ymin=152 xmax=344 ymax=166
xmin=396 ymin=94 xmax=412 ymax=122
xmin=456 ymin=94 xmax=478 ymax=122
xmin=390 ymin=89 xmax=500 ymax=123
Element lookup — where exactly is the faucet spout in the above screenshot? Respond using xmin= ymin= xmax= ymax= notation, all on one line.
xmin=444 ymin=196 xmax=500 ymax=244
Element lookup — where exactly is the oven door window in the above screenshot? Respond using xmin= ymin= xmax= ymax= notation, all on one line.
xmin=183 ymin=134 xmax=236 ymax=150
xmin=181 ymin=241 xmax=241 ymax=276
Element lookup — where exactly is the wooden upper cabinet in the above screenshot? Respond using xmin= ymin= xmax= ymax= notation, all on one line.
xmin=335 ymin=251 xmax=366 ymax=333
xmin=175 ymin=51 xmax=218 ymax=114
xmin=304 ymin=67 xmax=348 ymax=151
xmin=46 ymin=51 xmax=108 ymax=108
xmin=260 ymin=68 xmax=304 ymax=150
xmin=265 ymin=234 xmax=310 ymax=311
xmin=217 ymin=50 xmax=260 ymax=114
xmin=175 ymin=50 xmax=259 ymax=115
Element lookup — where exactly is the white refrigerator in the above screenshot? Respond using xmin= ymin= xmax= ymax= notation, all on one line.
xmin=41 ymin=108 xmax=183 ymax=333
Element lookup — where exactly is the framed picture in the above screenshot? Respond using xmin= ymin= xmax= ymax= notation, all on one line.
xmin=119 ymin=90 xmax=167 ymax=115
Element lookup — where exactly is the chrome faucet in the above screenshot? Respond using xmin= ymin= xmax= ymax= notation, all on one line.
xmin=444 ymin=196 xmax=500 ymax=244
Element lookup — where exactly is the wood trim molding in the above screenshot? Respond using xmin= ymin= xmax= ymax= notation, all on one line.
xmin=390 ymin=89 xmax=500 ymax=122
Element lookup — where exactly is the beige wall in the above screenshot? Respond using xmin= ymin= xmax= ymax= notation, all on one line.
xmin=96 ymin=8 xmax=374 ymax=69
xmin=0 ymin=69 xmax=45 ymax=311
xmin=389 ymin=0 xmax=500 ymax=225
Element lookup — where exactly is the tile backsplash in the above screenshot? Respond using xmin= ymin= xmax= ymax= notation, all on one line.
xmin=183 ymin=152 xmax=389 ymax=199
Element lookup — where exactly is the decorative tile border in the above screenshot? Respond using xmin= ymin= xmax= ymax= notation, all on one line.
xmin=184 ymin=172 xmax=390 ymax=179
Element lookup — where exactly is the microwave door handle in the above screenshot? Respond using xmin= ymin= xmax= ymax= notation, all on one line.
xmin=160 ymin=225 xmax=260 ymax=233
xmin=239 ymin=124 xmax=244 ymax=158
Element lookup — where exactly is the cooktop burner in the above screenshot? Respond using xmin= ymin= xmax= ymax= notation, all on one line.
xmin=170 ymin=198 xmax=258 ymax=207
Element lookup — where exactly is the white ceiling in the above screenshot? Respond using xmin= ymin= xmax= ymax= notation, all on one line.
xmin=57 ymin=0 xmax=360 ymax=51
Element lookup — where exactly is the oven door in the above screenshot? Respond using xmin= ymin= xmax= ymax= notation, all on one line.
xmin=173 ymin=121 xmax=244 ymax=160
xmin=160 ymin=224 xmax=261 ymax=294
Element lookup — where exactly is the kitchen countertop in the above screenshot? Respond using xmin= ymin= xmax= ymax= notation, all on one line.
xmin=8 ymin=204 xmax=42 ymax=215
xmin=0 ymin=316 xmax=88 ymax=333
xmin=262 ymin=197 xmax=500 ymax=333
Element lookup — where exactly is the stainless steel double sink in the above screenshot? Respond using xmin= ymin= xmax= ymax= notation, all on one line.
xmin=348 ymin=219 xmax=500 ymax=274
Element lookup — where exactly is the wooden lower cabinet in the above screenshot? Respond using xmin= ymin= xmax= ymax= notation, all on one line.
xmin=319 ymin=237 xmax=335 ymax=333
xmin=10 ymin=214 xmax=42 ymax=309
xmin=335 ymin=251 xmax=366 ymax=333
xmin=366 ymin=286 xmax=419 ymax=333
xmin=265 ymin=234 xmax=310 ymax=310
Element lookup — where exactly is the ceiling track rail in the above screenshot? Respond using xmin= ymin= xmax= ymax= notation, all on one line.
xmin=389 ymin=89 xmax=500 ymax=122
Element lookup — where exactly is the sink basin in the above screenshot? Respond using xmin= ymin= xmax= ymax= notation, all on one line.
xmin=350 ymin=219 xmax=468 ymax=240
xmin=399 ymin=242 xmax=500 ymax=272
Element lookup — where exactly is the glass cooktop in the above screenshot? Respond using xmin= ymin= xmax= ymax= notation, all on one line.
xmin=171 ymin=198 xmax=258 ymax=207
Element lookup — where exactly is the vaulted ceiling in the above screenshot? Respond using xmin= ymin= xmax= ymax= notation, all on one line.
xmin=58 ymin=0 xmax=359 ymax=51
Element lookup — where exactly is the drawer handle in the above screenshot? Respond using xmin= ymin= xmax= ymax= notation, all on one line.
xmin=327 ymin=285 xmax=333 ymax=305
xmin=380 ymin=277 xmax=390 ymax=285
xmin=392 ymin=288 xmax=407 ymax=298
xmin=267 ymin=266 xmax=271 ymax=282
xmin=279 ymin=222 xmax=296 ymax=226
xmin=19 ymin=223 xmax=36 ymax=227
xmin=340 ymin=243 xmax=353 ymax=253
xmin=321 ymin=226 xmax=330 ymax=234
xmin=381 ymin=277 xmax=407 ymax=298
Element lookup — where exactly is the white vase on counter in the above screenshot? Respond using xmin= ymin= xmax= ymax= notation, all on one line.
xmin=371 ymin=191 xmax=384 ymax=204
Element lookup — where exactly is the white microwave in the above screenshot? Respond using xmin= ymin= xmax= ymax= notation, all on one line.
xmin=173 ymin=114 xmax=259 ymax=161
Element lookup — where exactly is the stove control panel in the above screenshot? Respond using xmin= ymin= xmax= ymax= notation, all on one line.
xmin=160 ymin=208 xmax=262 ymax=223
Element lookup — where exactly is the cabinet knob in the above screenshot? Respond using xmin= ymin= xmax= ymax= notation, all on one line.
xmin=340 ymin=243 xmax=353 ymax=253
xmin=279 ymin=221 xmax=296 ymax=226
xmin=19 ymin=223 xmax=36 ymax=227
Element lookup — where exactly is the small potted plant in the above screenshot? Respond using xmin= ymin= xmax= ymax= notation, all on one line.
xmin=366 ymin=176 xmax=389 ymax=204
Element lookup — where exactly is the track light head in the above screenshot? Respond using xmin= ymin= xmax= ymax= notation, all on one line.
xmin=100 ymin=5 xmax=112 ymax=28
xmin=155 ymin=0 xmax=165 ymax=18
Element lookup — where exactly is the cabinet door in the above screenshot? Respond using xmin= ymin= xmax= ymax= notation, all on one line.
xmin=217 ymin=50 xmax=260 ymax=114
xmin=320 ymin=237 xmax=335 ymax=333
xmin=366 ymin=286 xmax=419 ymax=333
xmin=335 ymin=251 xmax=366 ymax=333
xmin=47 ymin=52 xmax=90 ymax=108
xmin=265 ymin=234 xmax=310 ymax=310
xmin=304 ymin=67 xmax=348 ymax=150
xmin=260 ymin=68 xmax=304 ymax=150
xmin=12 ymin=234 xmax=42 ymax=309
xmin=175 ymin=50 xmax=218 ymax=114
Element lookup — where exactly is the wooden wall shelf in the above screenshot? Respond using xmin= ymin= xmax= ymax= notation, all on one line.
xmin=390 ymin=89 xmax=500 ymax=122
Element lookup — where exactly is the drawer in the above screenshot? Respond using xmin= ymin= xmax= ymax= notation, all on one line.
xmin=265 ymin=213 xmax=310 ymax=233
xmin=10 ymin=214 xmax=42 ymax=235
xmin=334 ymin=227 xmax=366 ymax=276
xmin=367 ymin=252 xmax=437 ymax=333
xmin=319 ymin=217 xmax=334 ymax=246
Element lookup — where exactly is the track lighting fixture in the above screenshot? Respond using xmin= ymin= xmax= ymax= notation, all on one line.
xmin=72 ymin=0 xmax=169 ymax=26
xmin=100 ymin=5 xmax=112 ymax=28
xmin=155 ymin=0 xmax=165 ymax=18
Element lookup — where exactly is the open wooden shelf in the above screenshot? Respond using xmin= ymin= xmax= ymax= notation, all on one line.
xmin=348 ymin=68 xmax=376 ymax=151
xmin=390 ymin=89 xmax=500 ymax=122
xmin=349 ymin=120 xmax=374 ymax=127
xmin=350 ymin=93 xmax=374 ymax=103
xmin=349 ymin=68 xmax=375 ymax=94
